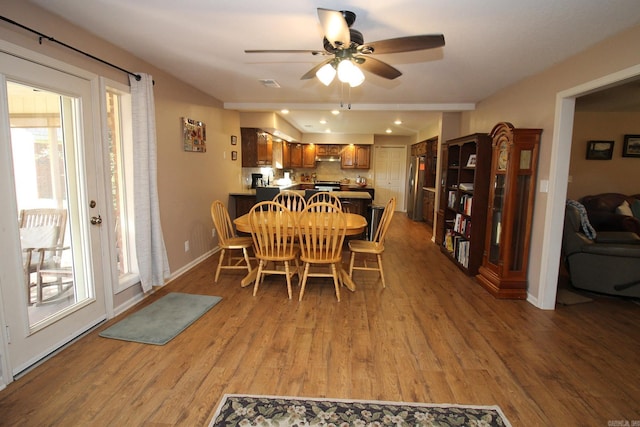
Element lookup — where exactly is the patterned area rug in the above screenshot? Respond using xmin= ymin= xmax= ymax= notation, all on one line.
xmin=209 ymin=394 xmax=512 ymax=426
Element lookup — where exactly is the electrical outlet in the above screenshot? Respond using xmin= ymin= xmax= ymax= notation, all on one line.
xmin=212 ymin=228 xmax=216 ymax=238
xmin=184 ymin=240 xmax=190 ymax=252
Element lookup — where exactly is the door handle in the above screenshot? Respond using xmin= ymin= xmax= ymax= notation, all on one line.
xmin=90 ymin=215 xmax=103 ymax=225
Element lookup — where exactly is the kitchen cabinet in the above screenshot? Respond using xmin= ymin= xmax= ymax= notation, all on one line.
xmin=341 ymin=145 xmax=370 ymax=169
xmin=256 ymin=132 xmax=272 ymax=165
xmin=241 ymin=127 xmax=272 ymax=167
xmin=290 ymin=143 xmax=303 ymax=167
xmin=272 ymin=140 xmax=285 ymax=169
xmin=422 ymin=189 xmax=435 ymax=226
xmin=241 ymin=128 xmax=258 ymax=167
xmin=282 ymin=141 xmax=291 ymax=168
xmin=234 ymin=195 xmax=256 ymax=219
xmin=316 ymin=145 xmax=341 ymax=156
xmin=303 ymin=144 xmax=316 ymax=168
xmin=340 ymin=198 xmax=368 ymax=216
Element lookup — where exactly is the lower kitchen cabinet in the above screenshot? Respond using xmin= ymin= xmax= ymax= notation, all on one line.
xmin=340 ymin=198 xmax=368 ymax=216
xmin=234 ymin=195 xmax=256 ymax=219
xmin=422 ymin=189 xmax=435 ymax=226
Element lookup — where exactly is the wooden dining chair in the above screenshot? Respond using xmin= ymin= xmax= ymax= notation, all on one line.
xmin=297 ymin=202 xmax=347 ymax=301
xmin=348 ymin=197 xmax=396 ymax=288
xmin=273 ymin=190 xmax=307 ymax=211
xmin=210 ymin=200 xmax=253 ymax=283
xmin=307 ymin=192 xmax=342 ymax=211
xmin=248 ymin=201 xmax=300 ymax=299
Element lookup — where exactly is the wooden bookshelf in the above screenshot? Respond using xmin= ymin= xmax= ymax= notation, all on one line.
xmin=438 ymin=133 xmax=492 ymax=275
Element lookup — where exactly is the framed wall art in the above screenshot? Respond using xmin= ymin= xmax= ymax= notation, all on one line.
xmin=231 ymin=151 xmax=238 ymax=161
xmin=586 ymin=140 xmax=614 ymax=160
xmin=231 ymin=135 xmax=237 ymax=145
xmin=622 ymin=134 xmax=640 ymax=158
xmin=182 ymin=117 xmax=206 ymax=152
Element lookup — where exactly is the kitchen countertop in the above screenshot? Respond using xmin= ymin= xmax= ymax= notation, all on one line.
xmin=229 ymin=188 xmax=371 ymax=200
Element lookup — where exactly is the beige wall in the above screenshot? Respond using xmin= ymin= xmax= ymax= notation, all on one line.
xmin=460 ymin=24 xmax=640 ymax=300
xmin=568 ymin=112 xmax=640 ymax=199
xmin=0 ymin=0 xmax=243 ymax=309
xmin=2 ymin=0 xmax=640 ymax=311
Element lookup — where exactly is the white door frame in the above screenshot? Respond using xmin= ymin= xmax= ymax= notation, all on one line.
xmin=0 ymin=40 xmax=114 ymax=387
xmin=534 ymin=63 xmax=640 ymax=309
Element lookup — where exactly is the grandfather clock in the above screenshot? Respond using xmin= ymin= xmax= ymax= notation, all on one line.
xmin=476 ymin=122 xmax=542 ymax=299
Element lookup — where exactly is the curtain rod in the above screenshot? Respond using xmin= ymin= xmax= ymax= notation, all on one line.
xmin=1 ymin=15 xmax=142 ymax=81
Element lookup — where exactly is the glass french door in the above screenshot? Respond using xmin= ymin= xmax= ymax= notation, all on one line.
xmin=0 ymin=51 xmax=107 ymax=377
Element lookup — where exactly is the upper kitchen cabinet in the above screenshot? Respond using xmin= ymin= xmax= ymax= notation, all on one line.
xmin=241 ymin=127 xmax=273 ymax=167
xmin=303 ymin=144 xmax=316 ymax=168
xmin=282 ymin=141 xmax=291 ymax=169
xmin=316 ymin=145 xmax=341 ymax=156
xmin=290 ymin=143 xmax=303 ymax=168
xmin=341 ymin=145 xmax=370 ymax=169
xmin=241 ymin=128 xmax=258 ymax=167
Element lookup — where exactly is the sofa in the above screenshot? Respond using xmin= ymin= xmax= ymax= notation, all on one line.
xmin=562 ymin=201 xmax=640 ymax=298
xmin=579 ymin=193 xmax=640 ymax=235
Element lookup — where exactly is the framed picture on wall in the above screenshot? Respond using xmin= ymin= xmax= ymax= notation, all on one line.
xmin=622 ymin=134 xmax=640 ymax=157
xmin=231 ymin=135 xmax=238 ymax=145
xmin=182 ymin=117 xmax=206 ymax=152
xmin=586 ymin=140 xmax=614 ymax=160
xmin=231 ymin=150 xmax=238 ymax=161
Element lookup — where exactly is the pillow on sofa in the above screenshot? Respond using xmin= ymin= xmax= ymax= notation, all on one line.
xmin=632 ymin=199 xmax=640 ymax=220
xmin=616 ymin=200 xmax=633 ymax=216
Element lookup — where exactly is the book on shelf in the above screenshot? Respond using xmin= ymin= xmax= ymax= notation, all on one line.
xmin=448 ymin=191 xmax=457 ymax=209
xmin=454 ymin=214 xmax=462 ymax=233
xmin=459 ymin=194 xmax=473 ymax=215
xmin=453 ymin=239 xmax=470 ymax=268
xmin=459 ymin=182 xmax=474 ymax=191
xmin=444 ymin=229 xmax=454 ymax=252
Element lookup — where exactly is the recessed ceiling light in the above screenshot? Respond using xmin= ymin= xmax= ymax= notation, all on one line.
xmin=331 ymin=110 xmax=340 ymax=115
xmin=394 ymin=119 xmax=402 ymax=125
xmin=281 ymin=109 xmax=289 ymax=114
xmin=319 ymin=119 xmax=327 ymax=124
xmin=386 ymin=128 xmax=392 ymax=133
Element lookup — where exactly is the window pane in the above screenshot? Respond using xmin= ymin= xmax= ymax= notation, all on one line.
xmin=106 ymin=89 xmax=134 ymax=280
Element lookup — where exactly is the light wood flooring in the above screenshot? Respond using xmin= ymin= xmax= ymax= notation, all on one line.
xmin=1 ymin=214 xmax=639 ymax=426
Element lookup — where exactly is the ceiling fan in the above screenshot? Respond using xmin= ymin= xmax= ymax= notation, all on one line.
xmin=245 ymin=8 xmax=445 ymax=87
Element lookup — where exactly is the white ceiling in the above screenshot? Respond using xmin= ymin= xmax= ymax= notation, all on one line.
xmin=29 ymin=0 xmax=640 ymax=136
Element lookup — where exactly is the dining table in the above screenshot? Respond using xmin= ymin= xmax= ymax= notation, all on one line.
xmin=233 ymin=211 xmax=368 ymax=292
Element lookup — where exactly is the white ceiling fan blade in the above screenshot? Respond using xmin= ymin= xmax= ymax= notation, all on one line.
xmin=317 ymin=8 xmax=350 ymax=48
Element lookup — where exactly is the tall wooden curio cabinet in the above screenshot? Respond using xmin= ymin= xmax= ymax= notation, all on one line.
xmin=476 ymin=122 xmax=542 ymax=299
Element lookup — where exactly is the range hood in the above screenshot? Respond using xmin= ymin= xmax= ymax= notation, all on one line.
xmin=315 ymin=154 xmax=341 ymax=162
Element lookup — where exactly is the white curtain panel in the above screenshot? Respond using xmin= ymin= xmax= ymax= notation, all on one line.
xmin=129 ymin=73 xmax=170 ymax=292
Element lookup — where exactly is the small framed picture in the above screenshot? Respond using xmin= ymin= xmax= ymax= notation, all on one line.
xmin=466 ymin=154 xmax=477 ymax=168
xmin=586 ymin=140 xmax=614 ymax=160
xmin=231 ymin=150 xmax=237 ymax=161
xmin=231 ymin=135 xmax=237 ymax=145
xmin=622 ymin=134 xmax=640 ymax=158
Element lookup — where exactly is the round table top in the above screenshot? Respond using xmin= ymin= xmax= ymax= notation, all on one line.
xmin=234 ymin=211 xmax=367 ymax=236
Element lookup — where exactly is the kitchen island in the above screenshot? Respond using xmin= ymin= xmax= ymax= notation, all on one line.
xmin=229 ymin=187 xmax=372 ymax=218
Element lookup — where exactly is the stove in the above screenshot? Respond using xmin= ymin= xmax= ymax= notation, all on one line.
xmin=314 ymin=181 xmax=341 ymax=191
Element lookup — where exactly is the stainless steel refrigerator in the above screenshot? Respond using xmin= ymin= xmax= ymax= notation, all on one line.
xmin=407 ymin=155 xmax=426 ymax=220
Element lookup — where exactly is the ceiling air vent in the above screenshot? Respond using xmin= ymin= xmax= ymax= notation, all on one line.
xmin=259 ymin=79 xmax=281 ymax=88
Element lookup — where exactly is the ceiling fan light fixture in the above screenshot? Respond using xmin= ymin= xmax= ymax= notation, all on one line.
xmin=337 ymin=59 xmax=355 ymax=83
xmin=348 ymin=65 xmax=365 ymax=87
xmin=337 ymin=59 xmax=365 ymax=87
xmin=316 ymin=63 xmax=336 ymax=86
